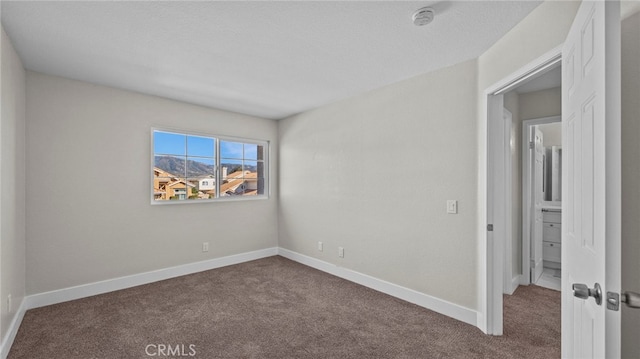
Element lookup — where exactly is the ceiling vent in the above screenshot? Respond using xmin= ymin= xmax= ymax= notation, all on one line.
xmin=412 ymin=7 xmax=435 ymax=26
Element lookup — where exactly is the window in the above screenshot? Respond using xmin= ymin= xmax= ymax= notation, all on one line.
xmin=152 ymin=129 xmax=268 ymax=203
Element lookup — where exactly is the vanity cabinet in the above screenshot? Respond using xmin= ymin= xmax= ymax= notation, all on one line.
xmin=542 ymin=209 xmax=561 ymax=267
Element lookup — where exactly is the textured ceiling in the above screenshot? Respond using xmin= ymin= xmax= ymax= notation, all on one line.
xmin=1 ymin=1 xmax=542 ymax=119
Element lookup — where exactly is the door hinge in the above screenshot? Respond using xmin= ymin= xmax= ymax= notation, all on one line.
xmin=529 ymin=141 xmax=535 ymax=149
xmin=487 ymin=224 xmax=494 ymax=231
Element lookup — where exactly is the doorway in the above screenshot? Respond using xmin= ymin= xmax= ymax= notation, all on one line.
xmin=501 ymin=64 xmax=562 ymax=296
xmin=521 ymin=117 xmax=562 ymax=291
xmin=483 ymin=47 xmax=562 ymax=335
xmin=483 ymin=2 xmax=623 ymax=354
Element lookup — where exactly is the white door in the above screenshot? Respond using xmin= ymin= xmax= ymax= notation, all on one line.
xmin=532 ymin=127 xmax=544 ymax=283
xmin=561 ymin=1 xmax=621 ymax=358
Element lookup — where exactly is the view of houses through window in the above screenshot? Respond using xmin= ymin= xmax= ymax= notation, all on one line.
xmin=152 ymin=130 xmax=267 ymax=202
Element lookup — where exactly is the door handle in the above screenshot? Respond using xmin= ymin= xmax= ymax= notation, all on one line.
xmin=573 ymin=283 xmax=602 ymax=305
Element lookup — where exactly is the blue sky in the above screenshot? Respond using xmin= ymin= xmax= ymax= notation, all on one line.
xmin=154 ymin=130 xmax=258 ymax=161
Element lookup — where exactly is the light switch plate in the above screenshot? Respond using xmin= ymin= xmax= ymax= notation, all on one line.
xmin=447 ymin=200 xmax=458 ymax=214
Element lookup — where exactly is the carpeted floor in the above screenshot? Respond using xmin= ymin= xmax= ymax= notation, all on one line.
xmin=8 ymin=256 xmax=560 ymax=358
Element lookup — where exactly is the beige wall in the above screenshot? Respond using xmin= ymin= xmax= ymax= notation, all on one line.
xmin=0 ymin=26 xmax=26 ymax=343
xmin=279 ymin=59 xmax=479 ymax=310
xmin=621 ymin=8 xmax=640 ymax=358
xmin=477 ymin=2 xmax=580 ymax=92
xmin=537 ymin=122 xmax=562 ymax=147
xmin=25 ymin=72 xmax=279 ymax=295
xmin=519 ymin=87 xmax=562 ymax=121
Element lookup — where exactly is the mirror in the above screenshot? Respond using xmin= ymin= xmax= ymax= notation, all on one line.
xmin=537 ymin=122 xmax=562 ymax=203
xmin=544 ymin=146 xmax=561 ymax=202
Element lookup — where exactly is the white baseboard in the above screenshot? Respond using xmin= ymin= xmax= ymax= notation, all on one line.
xmin=25 ymin=247 xmax=278 ymax=310
xmin=277 ymin=248 xmax=478 ymax=327
xmin=506 ymin=274 xmax=522 ymax=295
xmin=2 ymin=247 xmax=276 ymax=358
xmin=4 ymin=246 xmax=480 ymax=357
xmin=1 ymin=299 xmax=27 ymax=359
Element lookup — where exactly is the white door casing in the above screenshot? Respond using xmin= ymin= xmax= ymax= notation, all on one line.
xmin=485 ymin=93 xmax=506 ymax=335
xmin=532 ymin=127 xmax=544 ymax=284
xmin=503 ymin=109 xmax=515 ymax=295
xmin=551 ymin=146 xmax=561 ymax=202
xmin=561 ymin=1 xmax=621 ymax=358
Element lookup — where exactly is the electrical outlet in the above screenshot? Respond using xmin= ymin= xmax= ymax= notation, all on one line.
xmin=202 ymin=242 xmax=209 ymax=252
xmin=7 ymin=294 xmax=11 ymax=313
xmin=338 ymin=247 xmax=344 ymax=258
xmin=318 ymin=241 xmax=323 ymax=252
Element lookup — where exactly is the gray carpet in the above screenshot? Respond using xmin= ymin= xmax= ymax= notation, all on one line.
xmin=8 ymin=256 xmax=560 ymax=358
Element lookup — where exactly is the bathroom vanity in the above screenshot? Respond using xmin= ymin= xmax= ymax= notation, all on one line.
xmin=542 ymin=207 xmax=561 ymax=269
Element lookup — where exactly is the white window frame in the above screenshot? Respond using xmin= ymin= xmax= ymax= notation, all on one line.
xmin=151 ymin=128 xmax=270 ymax=205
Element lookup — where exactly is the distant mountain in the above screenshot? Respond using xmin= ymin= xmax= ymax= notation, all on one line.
xmin=155 ymin=156 xmax=214 ymax=178
xmin=155 ymin=156 xmax=258 ymax=178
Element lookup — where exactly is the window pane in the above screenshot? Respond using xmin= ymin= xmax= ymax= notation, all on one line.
xmin=220 ymin=141 xmax=243 ymax=159
xmin=154 ymin=131 xmax=185 ymax=156
xmin=241 ymin=162 xmax=258 ymax=196
xmin=167 ymin=178 xmax=189 ymax=201
xmin=187 ymin=135 xmax=214 ymax=157
xmin=241 ymin=177 xmax=260 ymax=196
xmin=196 ymin=176 xmax=216 ymax=199
xmin=244 ymin=161 xmax=258 ymax=176
xmin=244 ymin=144 xmax=258 ymax=160
xmin=220 ymin=175 xmax=244 ymax=197
xmin=153 ymin=169 xmax=173 ymax=201
xmin=154 ymin=155 xmax=185 ymax=178
xmin=256 ymin=160 xmax=265 ymax=178
xmin=186 ymin=157 xmax=215 ymax=177
xmin=186 ymin=179 xmax=208 ymax=199
xmin=221 ymin=159 xmax=243 ymax=179
xmin=256 ymin=177 xmax=265 ymax=195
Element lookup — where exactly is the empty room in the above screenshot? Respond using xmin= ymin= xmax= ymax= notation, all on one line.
xmin=1 ymin=1 xmax=639 ymax=358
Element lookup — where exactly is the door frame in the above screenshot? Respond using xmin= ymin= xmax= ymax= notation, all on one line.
xmin=502 ymin=108 xmax=514 ymax=295
xmin=521 ymin=116 xmax=561 ymax=286
xmin=481 ymin=45 xmax=561 ymax=335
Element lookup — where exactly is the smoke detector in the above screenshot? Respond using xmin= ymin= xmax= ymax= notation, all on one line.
xmin=412 ymin=7 xmax=435 ymax=26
